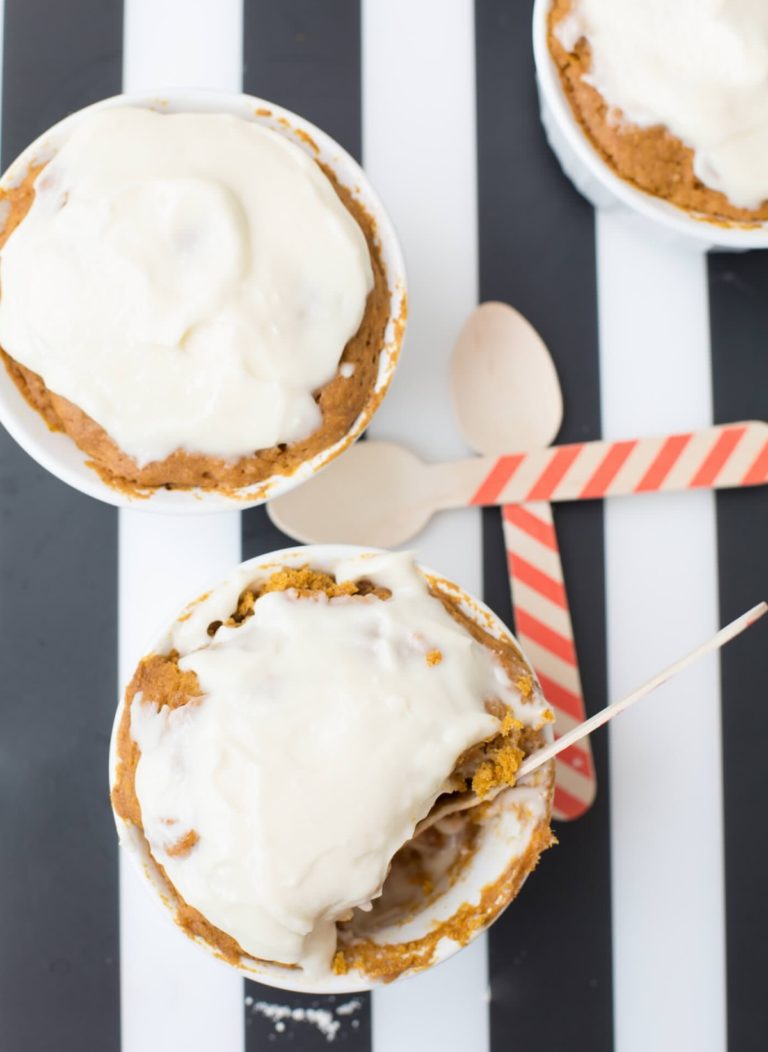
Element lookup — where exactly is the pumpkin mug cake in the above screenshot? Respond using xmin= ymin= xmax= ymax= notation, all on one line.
xmin=0 ymin=95 xmax=406 ymax=504
xmin=538 ymin=0 xmax=768 ymax=236
xmin=110 ymin=547 xmax=554 ymax=991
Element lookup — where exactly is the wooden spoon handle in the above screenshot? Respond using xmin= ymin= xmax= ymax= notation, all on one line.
xmin=443 ymin=421 xmax=767 ymax=508
xmin=502 ymin=501 xmax=595 ymax=821
xmin=417 ymin=602 xmax=767 ymax=837
xmin=518 ymin=601 xmax=767 ymax=780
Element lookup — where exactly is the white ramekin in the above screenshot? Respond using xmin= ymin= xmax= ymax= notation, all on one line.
xmin=109 ymin=545 xmax=555 ymax=994
xmin=0 ymin=92 xmax=407 ymax=512
xmin=532 ymin=0 xmax=768 ymax=251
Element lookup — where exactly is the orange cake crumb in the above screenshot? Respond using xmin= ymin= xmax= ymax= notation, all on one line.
xmin=166 ymin=830 xmax=200 ymax=858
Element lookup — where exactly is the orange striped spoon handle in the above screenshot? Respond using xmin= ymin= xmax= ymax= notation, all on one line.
xmin=503 ymin=501 xmax=595 ymax=820
xmin=468 ymin=421 xmax=767 ymax=506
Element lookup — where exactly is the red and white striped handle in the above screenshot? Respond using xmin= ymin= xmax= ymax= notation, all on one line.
xmin=469 ymin=422 xmax=767 ymax=506
xmin=503 ymin=502 xmax=595 ymax=821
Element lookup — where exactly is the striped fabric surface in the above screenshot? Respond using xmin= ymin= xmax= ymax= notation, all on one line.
xmin=0 ymin=2 xmax=765 ymax=1051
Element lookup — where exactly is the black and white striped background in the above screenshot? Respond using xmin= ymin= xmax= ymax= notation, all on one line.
xmin=0 ymin=2 xmax=765 ymax=1050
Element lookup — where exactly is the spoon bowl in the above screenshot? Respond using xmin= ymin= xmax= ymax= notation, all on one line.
xmin=268 ymin=442 xmax=434 ymax=547
xmin=451 ymin=301 xmax=563 ymax=455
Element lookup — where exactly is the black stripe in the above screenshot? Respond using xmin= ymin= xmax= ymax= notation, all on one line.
xmin=1 ymin=1 xmax=123 ymax=162
xmin=0 ymin=3 xmax=122 ymax=1051
xmin=242 ymin=0 xmax=362 ymax=158
xmin=708 ymin=252 xmax=768 ymax=1052
xmin=475 ymin=3 xmax=614 ymax=1050
xmin=242 ymin=3 xmax=371 ymax=1047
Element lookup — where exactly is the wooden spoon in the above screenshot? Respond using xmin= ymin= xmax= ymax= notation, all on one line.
xmin=415 ymin=601 xmax=767 ymax=835
xmin=451 ymin=302 xmax=562 ymax=453
xmin=267 ymin=422 xmax=768 ymax=547
xmin=451 ymin=302 xmax=594 ymax=820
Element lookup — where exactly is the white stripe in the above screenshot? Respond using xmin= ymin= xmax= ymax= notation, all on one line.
xmin=361 ymin=1 xmax=488 ymax=1049
xmin=507 ymin=578 xmax=573 ymax=638
xmin=719 ymin=422 xmax=765 ymax=481
xmin=501 ymin=521 xmax=567 ymax=579
xmin=499 ymin=448 xmax=557 ymax=501
xmin=553 ymin=710 xmax=585 ymax=736
xmin=120 ymin=3 xmax=244 ymax=1052
xmin=525 ymin=500 xmax=555 ymax=524
xmin=597 ymin=210 xmax=726 ymax=1052
xmin=661 ymin=420 xmax=761 ymax=489
xmin=555 ymin=759 xmax=594 ymax=797
xmin=118 ymin=515 xmax=244 ymax=1052
xmin=664 ymin=425 xmax=726 ymax=489
xmin=609 ymin=435 xmax=666 ymax=491
xmin=124 ymin=0 xmax=242 ymax=92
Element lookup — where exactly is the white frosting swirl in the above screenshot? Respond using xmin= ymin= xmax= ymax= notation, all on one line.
xmin=128 ymin=552 xmax=550 ymax=975
xmin=558 ymin=0 xmax=768 ymax=209
xmin=0 ymin=107 xmax=373 ymax=463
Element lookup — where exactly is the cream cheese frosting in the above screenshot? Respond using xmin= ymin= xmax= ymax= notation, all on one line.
xmin=557 ymin=0 xmax=768 ymax=209
xmin=128 ymin=552 xmax=550 ymax=975
xmin=0 ymin=107 xmax=373 ymax=464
